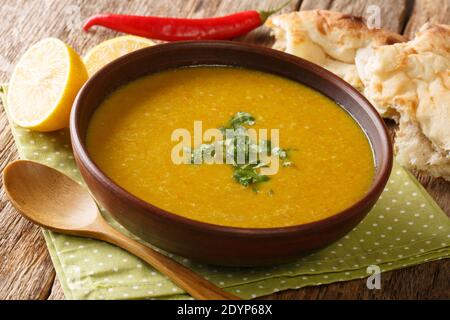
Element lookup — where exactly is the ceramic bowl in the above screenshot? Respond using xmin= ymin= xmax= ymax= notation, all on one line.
xmin=71 ymin=41 xmax=392 ymax=266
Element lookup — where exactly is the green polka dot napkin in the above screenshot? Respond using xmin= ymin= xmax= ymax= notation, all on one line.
xmin=2 ymin=86 xmax=449 ymax=300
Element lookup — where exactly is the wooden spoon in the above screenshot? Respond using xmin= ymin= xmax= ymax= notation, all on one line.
xmin=3 ymin=160 xmax=240 ymax=300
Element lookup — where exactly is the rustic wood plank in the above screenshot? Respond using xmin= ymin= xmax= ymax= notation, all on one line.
xmin=0 ymin=0 xmax=448 ymax=300
xmin=295 ymin=0 xmax=450 ymax=300
xmin=262 ymin=260 xmax=450 ymax=300
xmin=300 ymin=0 xmax=409 ymax=33
xmin=394 ymin=0 xmax=450 ymax=224
xmin=47 ymin=278 xmax=65 ymax=300
xmin=0 ymin=177 xmax=56 ymax=300
xmin=404 ymin=0 xmax=450 ymax=38
xmin=0 ymin=0 xmax=299 ymax=301
xmin=0 ymin=62 xmax=56 ymax=298
xmin=413 ymin=172 xmax=450 ymax=219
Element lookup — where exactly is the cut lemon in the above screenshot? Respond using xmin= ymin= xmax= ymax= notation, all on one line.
xmin=84 ymin=36 xmax=155 ymax=76
xmin=7 ymin=38 xmax=88 ymax=132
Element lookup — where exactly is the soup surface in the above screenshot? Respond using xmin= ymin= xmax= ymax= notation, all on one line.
xmin=87 ymin=67 xmax=374 ymax=228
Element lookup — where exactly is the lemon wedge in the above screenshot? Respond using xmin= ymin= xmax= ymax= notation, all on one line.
xmin=7 ymin=38 xmax=88 ymax=132
xmin=84 ymin=36 xmax=155 ymax=76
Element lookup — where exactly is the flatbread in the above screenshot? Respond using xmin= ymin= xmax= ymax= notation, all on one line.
xmin=356 ymin=23 xmax=450 ymax=180
xmin=266 ymin=10 xmax=406 ymax=94
xmin=268 ymin=11 xmax=450 ymax=181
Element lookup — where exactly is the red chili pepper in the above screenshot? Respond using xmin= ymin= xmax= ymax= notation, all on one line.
xmin=83 ymin=1 xmax=292 ymax=41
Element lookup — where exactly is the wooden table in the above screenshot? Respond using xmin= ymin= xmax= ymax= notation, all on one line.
xmin=0 ymin=0 xmax=449 ymax=300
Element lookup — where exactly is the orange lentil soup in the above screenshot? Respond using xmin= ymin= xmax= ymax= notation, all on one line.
xmin=87 ymin=67 xmax=374 ymax=228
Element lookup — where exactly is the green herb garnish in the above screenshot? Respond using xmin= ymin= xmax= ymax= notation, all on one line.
xmin=188 ymin=112 xmax=294 ymax=190
xmin=233 ymin=166 xmax=270 ymax=187
xmin=228 ymin=111 xmax=255 ymax=128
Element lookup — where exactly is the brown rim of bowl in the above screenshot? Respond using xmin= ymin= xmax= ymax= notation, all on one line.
xmin=70 ymin=40 xmax=393 ymax=238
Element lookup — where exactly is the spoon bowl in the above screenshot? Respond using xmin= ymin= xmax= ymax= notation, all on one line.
xmin=4 ymin=160 xmax=98 ymax=231
xmin=3 ymin=160 xmax=239 ymax=300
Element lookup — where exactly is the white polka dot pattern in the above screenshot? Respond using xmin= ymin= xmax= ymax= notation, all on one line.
xmin=2 ymin=86 xmax=449 ymax=300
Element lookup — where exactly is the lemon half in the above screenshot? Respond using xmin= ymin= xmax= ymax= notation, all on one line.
xmin=7 ymin=38 xmax=87 ymax=132
xmin=83 ymin=36 xmax=155 ymax=76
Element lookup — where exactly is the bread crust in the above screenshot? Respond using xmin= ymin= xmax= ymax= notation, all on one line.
xmin=356 ymin=23 xmax=450 ymax=180
xmin=266 ymin=10 xmax=406 ymax=92
xmin=267 ymin=11 xmax=450 ymax=181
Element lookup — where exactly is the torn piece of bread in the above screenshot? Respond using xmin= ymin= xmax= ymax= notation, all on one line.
xmin=266 ymin=10 xmax=406 ymax=93
xmin=395 ymin=118 xmax=450 ymax=180
xmin=267 ymin=12 xmax=450 ymax=180
xmin=355 ymin=23 xmax=450 ymax=181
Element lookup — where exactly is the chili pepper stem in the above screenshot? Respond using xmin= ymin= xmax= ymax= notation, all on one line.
xmin=258 ymin=0 xmax=293 ymax=23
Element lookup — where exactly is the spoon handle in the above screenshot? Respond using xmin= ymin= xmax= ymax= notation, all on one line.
xmin=91 ymin=217 xmax=241 ymax=300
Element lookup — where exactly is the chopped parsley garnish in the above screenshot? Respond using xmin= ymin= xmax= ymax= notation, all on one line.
xmin=228 ymin=111 xmax=255 ymax=128
xmin=233 ymin=166 xmax=270 ymax=187
xmin=188 ymin=112 xmax=294 ymax=190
